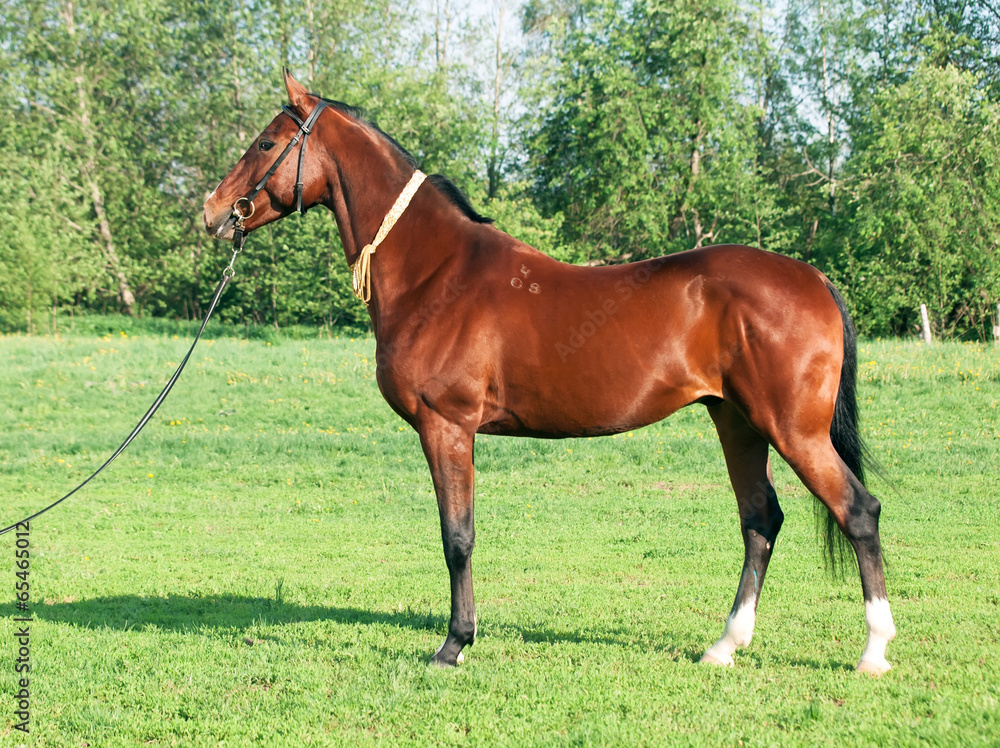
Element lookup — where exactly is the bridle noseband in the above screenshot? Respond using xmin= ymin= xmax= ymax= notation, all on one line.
xmin=230 ymin=100 xmax=329 ymax=250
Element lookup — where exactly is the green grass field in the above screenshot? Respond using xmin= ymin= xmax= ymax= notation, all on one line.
xmin=1 ymin=323 xmax=998 ymax=746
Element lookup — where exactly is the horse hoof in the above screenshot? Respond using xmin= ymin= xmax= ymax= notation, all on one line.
xmin=430 ymin=646 xmax=464 ymax=668
xmin=856 ymin=658 xmax=891 ymax=675
xmin=699 ymin=651 xmax=734 ymax=667
xmin=431 ymin=652 xmax=465 ymax=667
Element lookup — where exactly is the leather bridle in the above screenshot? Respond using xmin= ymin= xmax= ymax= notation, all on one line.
xmin=230 ymin=100 xmax=329 ymax=252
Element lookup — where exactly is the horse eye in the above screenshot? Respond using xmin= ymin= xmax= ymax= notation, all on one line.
xmin=258 ymin=140 xmax=275 ymax=152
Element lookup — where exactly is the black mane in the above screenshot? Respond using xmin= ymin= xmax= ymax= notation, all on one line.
xmin=424 ymin=174 xmax=493 ymax=224
xmin=316 ymin=97 xmax=493 ymax=225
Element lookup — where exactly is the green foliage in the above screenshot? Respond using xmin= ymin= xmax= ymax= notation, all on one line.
xmin=838 ymin=62 xmax=1000 ymax=338
xmin=0 ymin=0 xmax=998 ymax=338
xmin=525 ymin=0 xmax=791 ymax=261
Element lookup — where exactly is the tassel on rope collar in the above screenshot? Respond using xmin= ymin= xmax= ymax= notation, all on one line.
xmin=351 ymin=170 xmax=427 ymax=306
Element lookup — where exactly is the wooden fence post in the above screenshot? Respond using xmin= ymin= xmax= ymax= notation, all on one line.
xmin=920 ymin=304 xmax=932 ymax=345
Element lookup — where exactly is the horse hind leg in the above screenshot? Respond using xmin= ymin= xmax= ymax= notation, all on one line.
xmin=778 ymin=436 xmax=896 ymax=673
xmin=700 ymin=402 xmax=784 ymax=666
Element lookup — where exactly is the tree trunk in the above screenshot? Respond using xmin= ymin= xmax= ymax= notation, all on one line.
xmin=487 ymin=0 xmax=506 ymax=199
xmin=305 ymin=0 xmax=316 ymax=82
xmin=434 ymin=0 xmax=451 ymax=68
xmin=668 ymin=119 xmax=705 ymax=242
xmin=805 ymin=217 xmax=818 ymax=261
xmin=820 ymin=0 xmax=837 ymax=217
xmin=62 ymin=1 xmax=135 ymax=314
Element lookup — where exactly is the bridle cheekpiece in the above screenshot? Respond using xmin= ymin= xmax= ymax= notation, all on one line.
xmin=230 ymin=100 xmax=330 ymax=253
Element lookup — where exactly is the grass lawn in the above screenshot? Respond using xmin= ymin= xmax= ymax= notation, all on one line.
xmin=0 ymin=322 xmax=998 ymax=745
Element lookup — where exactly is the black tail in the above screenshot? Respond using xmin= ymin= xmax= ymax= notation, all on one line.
xmin=821 ymin=282 xmax=882 ymax=572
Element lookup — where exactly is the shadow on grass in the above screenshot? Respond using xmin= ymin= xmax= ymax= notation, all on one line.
xmin=0 ymin=595 xmax=441 ymax=634
xmin=742 ymin=650 xmax=856 ymax=672
xmin=784 ymin=656 xmax=857 ymax=672
xmin=516 ymin=626 xmax=701 ymax=662
xmin=0 ymin=595 xmax=697 ymax=658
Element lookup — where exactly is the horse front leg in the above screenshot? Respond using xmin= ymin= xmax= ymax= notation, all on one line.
xmin=702 ymin=402 xmax=784 ymax=666
xmin=418 ymin=409 xmax=477 ymax=666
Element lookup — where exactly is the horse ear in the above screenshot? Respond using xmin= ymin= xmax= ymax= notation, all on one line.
xmin=283 ymin=67 xmax=312 ymax=111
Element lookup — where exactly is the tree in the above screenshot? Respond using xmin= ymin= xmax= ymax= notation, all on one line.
xmin=838 ymin=60 xmax=1000 ymax=337
xmin=523 ymin=0 xmax=791 ymax=263
xmin=0 ymin=0 xmax=996 ymax=338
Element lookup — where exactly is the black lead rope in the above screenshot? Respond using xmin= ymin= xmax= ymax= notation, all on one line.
xmin=0 ymin=100 xmax=325 ymax=536
xmin=0 ymin=270 xmax=234 ymax=537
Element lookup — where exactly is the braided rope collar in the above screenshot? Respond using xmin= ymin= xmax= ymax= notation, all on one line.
xmin=351 ymin=170 xmax=427 ymax=306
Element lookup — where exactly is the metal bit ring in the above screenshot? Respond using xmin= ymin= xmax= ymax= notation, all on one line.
xmin=231 ymin=197 xmax=256 ymax=222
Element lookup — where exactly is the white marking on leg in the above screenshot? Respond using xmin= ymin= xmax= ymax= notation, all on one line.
xmin=858 ymin=597 xmax=896 ymax=672
xmin=701 ymin=603 xmax=756 ymax=666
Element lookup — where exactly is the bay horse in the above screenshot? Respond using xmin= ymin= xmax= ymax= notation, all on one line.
xmin=203 ymin=70 xmax=896 ymax=673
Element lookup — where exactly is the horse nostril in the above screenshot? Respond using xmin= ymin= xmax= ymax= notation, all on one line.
xmin=202 ymin=208 xmax=222 ymax=234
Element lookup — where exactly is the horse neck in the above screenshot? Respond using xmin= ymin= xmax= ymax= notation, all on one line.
xmin=317 ymin=119 xmax=415 ymax=269
xmin=318 ymin=121 xmax=475 ymax=327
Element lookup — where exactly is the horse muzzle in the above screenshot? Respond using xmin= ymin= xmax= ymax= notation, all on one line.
xmin=203 ymin=203 xmax=237 ymax=240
